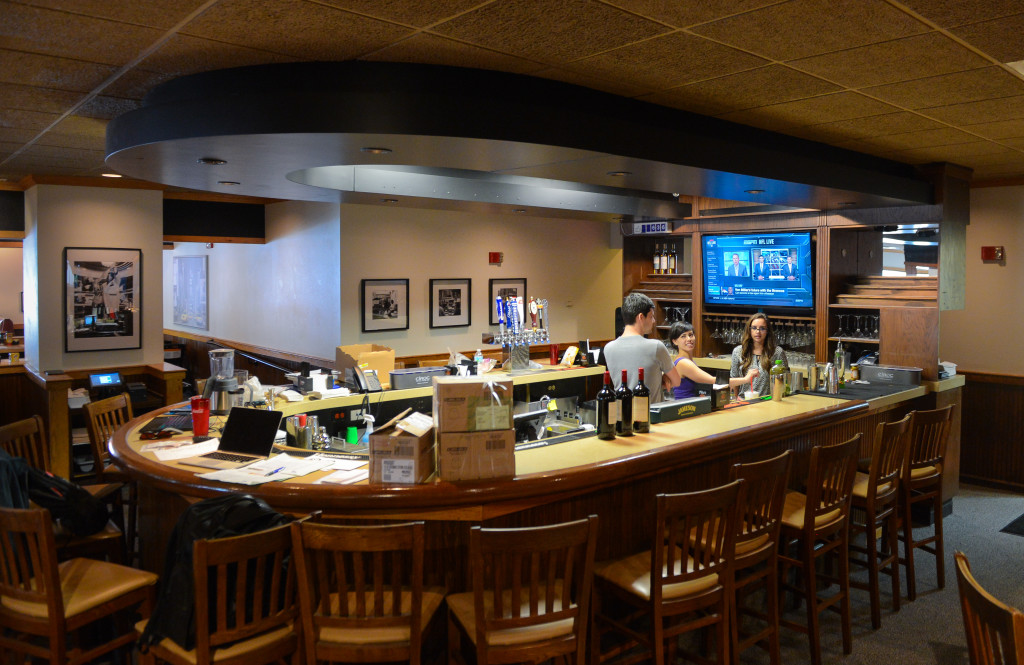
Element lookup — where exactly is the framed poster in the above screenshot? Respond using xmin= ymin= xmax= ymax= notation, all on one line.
xmin=64 ymin=247 xmax=141 ymax=352
xmin=361 ymin=278 xmax=409 ymax=332
xmin=172 ymin=255 xmax=208 ymax=330
xmin=488 ymin=278 xmax=527 ymax=325
xmin=430 ymin=278 xmax=471 ymax=328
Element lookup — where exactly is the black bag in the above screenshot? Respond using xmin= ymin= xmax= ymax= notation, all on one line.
xmin=26 ymin=467 xmax=109 ymax=537
xmin=138 ymin=494 xmax=291 ymax=652
xmin=0 ymin=450 xmax=31 ymax=509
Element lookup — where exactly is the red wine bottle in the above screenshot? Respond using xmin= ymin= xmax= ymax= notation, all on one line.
xmin=597 ymin=371 xmax=616 ymax=440
xmin=615 ymin=369 xmax=633 ymax=436
xmin=632 ymin=367 xmax=650 ymax=433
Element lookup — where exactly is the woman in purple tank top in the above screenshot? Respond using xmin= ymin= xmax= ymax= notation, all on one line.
xmin=667 ymin=322 xmax=758 ymax=399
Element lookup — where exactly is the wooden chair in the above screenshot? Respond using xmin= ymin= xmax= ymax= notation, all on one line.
xmin=447 ymin=515 xmax=598 ymax=665
xmin=594 ymin=481 xmax=742 ymax=665
xmin=777 ymin=435 xmax=860 ymax=665
xmin=137 ymin=522 xmax=298 ymax=665
xmin=83 ymin=393 xmax=138 ymax=562
xmin=849 ymin=414 xmax=911 ymax=629
xmin=900 ymin=405 xmax=954 ymax=601
xmin=0 ymin=505 xmax=157 ymax=665
xmin=0 ymin=415 xmax=125 ymax=564
xmin=727 ymin=450 xmax=792 ymax=665
xmin=290 ymin=520 xmax=446 ymax=665
xmin=955 ymin=551 xmax=1024 ymax=665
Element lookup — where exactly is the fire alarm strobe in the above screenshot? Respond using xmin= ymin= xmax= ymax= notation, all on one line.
xmin=981 ymin=246 xmax=1005 ymax=261
xmin=488 ymin=252 xmax=503 ymax=265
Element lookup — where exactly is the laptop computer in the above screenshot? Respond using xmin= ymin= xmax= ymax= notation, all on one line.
xmin=178 ymin=407 xmax=283 ymax=470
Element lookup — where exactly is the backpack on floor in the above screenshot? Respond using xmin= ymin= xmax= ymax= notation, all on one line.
xmin=26 ymin=467 xmax=109 ymax=536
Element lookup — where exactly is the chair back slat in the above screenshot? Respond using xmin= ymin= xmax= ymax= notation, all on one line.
xmin=0 ymin=416 xmax=50 ymax=471
xmin=729 ymin=450 xmax=792 ymax=557
xmin=83 ymin=393 xmax=134 ymax=469
xmin=908 ymin=405 xmax=954 ymax=471
xmin=869 ymin=415 xmax=912 ymax=505
xmin=955 ymin=551 xmax=1024 ymax=665
xmin=804 ymin=435 xmax=860 ymax=531
xmin=0 ymin=507 xmax=64 ymax=617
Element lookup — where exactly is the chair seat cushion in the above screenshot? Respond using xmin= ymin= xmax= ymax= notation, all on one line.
xmin=135 ymin=618 xmax=296 ymax=663
xmin=909 ymin=465 xmax=940 ymax=481
xmin=780 ymin=491 xmax=842 ymax=531
xmin=595 ymin=549 xmax=719 ymax=602
xmin=316 ymin=587 xmax=446 ymax=645
xmin=851 ymin=472 xmax=892 ymax=500
xmin=447 ymin=584 xmax=575 ymax=647
xmin=2 ymin=557 xmax=156 ymax=619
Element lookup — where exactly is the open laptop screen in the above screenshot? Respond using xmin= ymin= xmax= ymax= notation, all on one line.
xmin=217 ymin=408 xmax=284 ymax=456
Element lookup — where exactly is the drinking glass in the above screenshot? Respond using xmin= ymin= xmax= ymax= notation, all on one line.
xmin=834 ymin=313 xmax=846 ymax=338
xmin=872 ymin=314 xmax=880 ymax=338
xmin=190 ymin=396 xmax=210 ymax=437
xmin=712 ymin=319 xmax=722 ymax=339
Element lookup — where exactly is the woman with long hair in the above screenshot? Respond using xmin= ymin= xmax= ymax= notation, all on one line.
xmin=730 ymin=312 xmax=788 ymax=396
xmin=667 ymin=321 xmax=759 ymax=399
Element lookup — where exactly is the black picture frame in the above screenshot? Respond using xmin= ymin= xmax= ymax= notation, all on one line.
xmin=488 ymin=278 xmax=527 ymax=325
xmin=429 ymin=278 xmax=471 ymax=328
xmin=63 ymin=246 xmax=142 ymax=352
xmin=361 ymin=278 xmax=409 ymax=332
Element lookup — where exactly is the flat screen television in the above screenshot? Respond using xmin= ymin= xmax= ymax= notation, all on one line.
xmin=701 ymin=231 xmax=814 ymax=316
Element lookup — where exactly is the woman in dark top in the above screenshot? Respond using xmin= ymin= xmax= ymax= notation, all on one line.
xmin=667 ymin=322 xmax=758 ymax=399
xmin=730 ymin=312 xmax=788 ymax=396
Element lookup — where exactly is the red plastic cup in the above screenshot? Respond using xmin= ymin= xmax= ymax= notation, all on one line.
xmin=550 ymin=344 xmax=559 ymax=366
xmin=190 ymin=396 xmax=210 ymax=437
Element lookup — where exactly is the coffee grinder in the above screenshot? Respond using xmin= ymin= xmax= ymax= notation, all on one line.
xmin=203 ymin=348 xmax=239 ymax=414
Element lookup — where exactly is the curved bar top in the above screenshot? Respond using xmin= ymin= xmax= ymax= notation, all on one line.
xmin=111 ymin=392 xmax=867 ymax=518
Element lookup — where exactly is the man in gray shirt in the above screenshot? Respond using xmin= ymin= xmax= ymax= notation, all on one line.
xmin=603 ymin=293 xmax=679 ymax=403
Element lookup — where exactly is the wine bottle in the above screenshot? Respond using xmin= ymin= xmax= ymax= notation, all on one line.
xmin=653 ymin=243 xmax=661 ymax=274
xmin=615 ymin=369 xmax=633 ymax=436
xmin=669 ymin=243 xmax=677 ymax=274
xmin=597 ymin=371 xmax=617 ymax=440
xmin=632 ymin=367 xmax=650 ymax=433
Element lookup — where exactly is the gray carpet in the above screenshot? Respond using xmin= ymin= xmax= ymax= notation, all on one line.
xmin=740 ymin=484 xmax=1024 ymax=665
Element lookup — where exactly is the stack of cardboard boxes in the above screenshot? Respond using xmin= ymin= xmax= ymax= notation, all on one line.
xmin=368 ymin=412 xmax=435 ymax=484
xmin=433 ymin=376 xmax=516 ymax=481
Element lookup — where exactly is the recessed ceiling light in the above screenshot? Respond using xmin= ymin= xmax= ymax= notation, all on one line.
xmin=101 ymin=172 xmax=122 ymax=178
xmin=197 ymin=157 xmax=226 ymax=165
xmin=607 ymin=171 xmax=631 ymax=177
xmin=381 ymin=198 xmax=398 ymax=203
xmin=217 ymin=180 xmax=240 ymax=186
xmin=361 ymin=147 xmax=393 ymax=155
xmin=745 ymin=189 xmax=765 ymax=194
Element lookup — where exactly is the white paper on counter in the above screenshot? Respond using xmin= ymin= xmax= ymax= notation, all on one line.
xmin=150 ymin=438 xmax=220 ymax=461
xmin=242 ymin=452 xmax=334 ymax=478
xmin=317 ymin=467 xmax=369 ymax=485
xmin=278 ymin=389 xmax=305 ymax=402
xmin=195 ymin=467 xmax=284 ymax=485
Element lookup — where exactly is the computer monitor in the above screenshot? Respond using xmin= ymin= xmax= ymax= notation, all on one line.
xmin=88 ymin=372 xmax=123 ymax=390
xmin=84 ymin=314 xmax=95 ymax=326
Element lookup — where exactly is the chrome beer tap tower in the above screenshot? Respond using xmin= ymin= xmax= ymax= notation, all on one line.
xmin=493 ymin=296 xmax=550 ymax=373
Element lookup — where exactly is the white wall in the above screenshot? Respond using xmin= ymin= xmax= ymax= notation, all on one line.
xmin=0 ymin=247 xmax=23 ymax=324
xmin=941 ymin=185 xmax=1024 ymax=374
xmin=339 ymin=204 xmax=623 ymax=356
xmin=163 ymin=200 xmax=341 ymax=359
xmin=24 ymin=184 xmax=164 ymax=371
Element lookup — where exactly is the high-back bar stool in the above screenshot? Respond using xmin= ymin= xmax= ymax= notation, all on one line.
xmin=849 ymin=414 xmax=911 ymax=629
xmin=83 ymin=393 xmax=139 ymax=564
xmin=954 ymin=551 xmax=1024 ymax=665
xmin=778 ymin=435 xmax=860 ymax=665
xmin=900 ymin=405 xmax=955 ymax=601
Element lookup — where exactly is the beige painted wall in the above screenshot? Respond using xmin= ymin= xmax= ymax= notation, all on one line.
xmin=0 ymin=247 xmax=22 ymax=324
xmin=23 ymin=184 xmax=164 ymax=371
xmin=339 ymin=204 xmax=623 ymax=356
xmin=940 ymin=185 xmax=1024 ymax=375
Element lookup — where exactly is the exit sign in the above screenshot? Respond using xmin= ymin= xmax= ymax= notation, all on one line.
xmin=633 ymin=221 xmax=672 ymax=235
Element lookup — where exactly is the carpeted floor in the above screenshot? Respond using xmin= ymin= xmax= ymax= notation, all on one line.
xmin=737 ymin=483 xmax=1024 ymax=665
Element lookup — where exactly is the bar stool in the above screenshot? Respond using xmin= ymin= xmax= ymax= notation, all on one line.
xmin=728 ymin=450 xmax=792 ymax=665
xmin=900 ymin=404 xmax=955 ymax=600
xmin=954 ymin=551 xmax=1024 ymax=665
xmin=777 ymin=435 xmax=860 ymax=665
xmin=83 ymin=393 xmax=139 ymax=564
xmin=849 ymin=414 xmax=911 ymax=629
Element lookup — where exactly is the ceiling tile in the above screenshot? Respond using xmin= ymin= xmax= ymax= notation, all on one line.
xmin=789 ymin=32 xmax=989 ymax=89
xmin=532 ymin=67 xmax=653 ymax=99
xmin=77 ymin=96 xmax=141 ymax=120
xmin=794 ymin=112 xmax=945 ymax=142
xmin=863 ymin=67 xmax=1024 ymax=109
xmin=895 ymin=0 xmax=1024 ymax=28
xmin=431 ymin=0 xmax=669 ymax=63
xmin=1000 ymin=137 xmax=1024 ymax=150
xmin=0 ymin=49 xmax=117 ymax=92
xmin=718 ymin=92 xmax=900 ymax=130
xmin=952 ymin=14 xmax=1024 ymax=64
xmin=180 ymin=0 xmax=413 ymax=60
xmin=602 ymin=0 xmax=785 ymax=29
xmin=895 ymin=140 xmax=1015 ymax=161
xmin=18 ymin=0 xmax=211 ymax=30
xmin=318 ymin=0 xmax=492 ymax=28
xmin=865 ymin=127 xmax=978 ymax=150
xmin=361 ymin=33 xmax=547 ymax=75
xmin=0 ymin=3 xmax=164 ymax=66
xmin=646 ymin=65 xmax=839 ymax=116
xmin=963 ymin=118 xmax=1024 ymax=140
xmin=0 ymin=83 xmax=84 ymax=114
xmin=0 ymin=108 xmax=62 ymax=132
xmin=567 ymin=32 xmax=766 ymax=90
xmin=139 ymin=35 xmax=295 ymax=78
xmin=920 ymin=94 xmax=1024 ymax=125
xmin=690 ymin=0 xmax=928 ymax=61
xmin=101 ymin=68 xmax=174 ymax=100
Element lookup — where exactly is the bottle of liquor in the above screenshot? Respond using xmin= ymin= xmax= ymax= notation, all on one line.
xmin=834 ymin=339 xmax=846 ymax=388
xmin=771 ymin=359 xmax=786 ymax=402
xmin=597 ymin=371 xmax=617 ymax=440
xmin=632 ymin=367 xmax=650 ymax=434
xmin=615 ymin=369 xmax=633 ymax=436
xmin=653 ymin=243 xmax=661 ymax=274
xmin=660 ymin=243 xmax=669 ymax=274
xmin=669 ymin=243 xmax=677 ymax=274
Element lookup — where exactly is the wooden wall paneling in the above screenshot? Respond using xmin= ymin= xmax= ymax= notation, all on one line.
xmin=959 ymin=372 xmax=1024 ymax=491
xmin=691 ymin=231 xmax=706 ymax=357
xmin=815 ymin=225 xmax=831 ymax=363
xmin=918 ymin=163 xmax=971 ymax=311
xmin=621 ymin=232 xmax=650 ymax=296
xmin=856 ymin=228 xmax=884 ymax=275
xmin=934 ymin=386 xmax=962 ymax=500
xmin=879 ymin=307 xmax=939 ymax=380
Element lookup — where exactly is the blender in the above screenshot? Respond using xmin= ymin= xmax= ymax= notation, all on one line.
xmin=203 ymin=348 xmax=240 ymax=414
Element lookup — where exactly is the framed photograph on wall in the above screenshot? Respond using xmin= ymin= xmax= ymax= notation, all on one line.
xmin=64 ymin=247 xmax=142 ymax=352
xmin=361 ymin=278 xmax=409 ymax=332
xmin=172 ymin=255 xmax=208 ymax=330
xmin=488 ymin=278 xmax=527 ymax=325
xmin=430 ymin=278 xmax=471 ymax=328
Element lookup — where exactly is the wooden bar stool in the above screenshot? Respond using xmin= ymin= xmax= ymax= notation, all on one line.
xmin=728 ymin=450 xmax=792 ymax=665
xmin=849 ymin=414 xmax=910 ymax=629
xmin=778 ymin=435 xmax=860 ymax=665
xmin=900 ymin=405 xmax=954 ymax=600
xmin=83 ymin=393 xmax=139 ymax=564
xmin=954 ymin=551 xmax=1024 ymax=665
xmin=593 ymin=481 xmax=742 ymax=665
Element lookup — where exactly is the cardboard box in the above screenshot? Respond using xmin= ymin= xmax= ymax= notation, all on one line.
xmin=368 ymin=415 xmax=435 ymax=484
xmin=433 ymin=376 xmax=514 ymax=433
xmin=437 ymin=429 xmax=515 ymax=481
xmin=336 ymin=344 xmax=396 ymax=388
